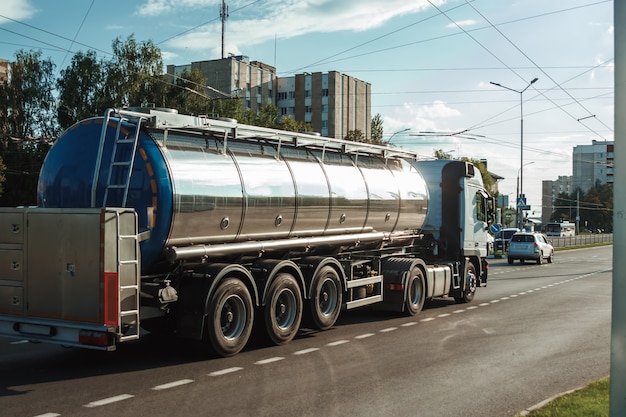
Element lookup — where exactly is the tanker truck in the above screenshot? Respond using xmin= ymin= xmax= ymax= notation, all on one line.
xmin=0 ymin=107 xmax=494 ymax=357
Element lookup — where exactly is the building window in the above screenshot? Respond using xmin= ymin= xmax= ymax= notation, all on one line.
xmin=322 ymin=88 xmax=328 ymax=97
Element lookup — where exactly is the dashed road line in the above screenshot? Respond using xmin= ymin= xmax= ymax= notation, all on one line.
xmin=354 ymin=333 xmax=375 ymax=339
xmin=293 ymin=347 xmax=320 ymax=355
xmin=380 ymin=327 xmax=398 ymax=333
xmin=84 ymin=394 xmax=134 ymax=408
xmin=326 ymin=340 xmax=350 ymax=346
xmin=209 ymin=367 xmax=244 ymax=376
xmin=152 ymin=379 xmax=194 ymax=390
xmin=255 ymin=357 xmax=285 ymax=365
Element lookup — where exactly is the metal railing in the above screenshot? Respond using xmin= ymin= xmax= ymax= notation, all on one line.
xmin=548 ymin=233 xmax=613 ymax=248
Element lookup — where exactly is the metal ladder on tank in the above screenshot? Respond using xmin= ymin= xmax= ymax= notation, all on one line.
xmin=92 ymin=110 xmax=144 ymax=208
xmin=110 ymin=208 xmax=141 ymax=342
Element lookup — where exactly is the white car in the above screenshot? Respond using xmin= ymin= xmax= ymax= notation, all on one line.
xmin=507 ymin=232 xmax=554 ymax=265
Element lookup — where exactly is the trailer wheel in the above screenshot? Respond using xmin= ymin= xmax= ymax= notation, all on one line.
xmin=454 ymin=262 xmax=477 ymax=304
xmin=264 ymin=273 xmax=303 ymax=345
xmin=404 ymin=267 xmax=426 ymax=316
xmin=308 ymin=266 xmax=342 ymax=330
xmin=207 ymin=278 xmax=254 ymax=357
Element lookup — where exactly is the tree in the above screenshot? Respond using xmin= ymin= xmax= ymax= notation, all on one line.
xmin=344 ymin=129 xmax=365 ymax=142
xmin=0 ymin=50 xmax=58 ymax=139
xmin=434 ymin=148 xmax=454 ymax=160
xmin=103 ymin=35 xmax=164 ymax=108
xmin=0 ymin=50 xmax=56 ymax=205
xmin=370 ymin=113 xmax=384 ymax=144
xmin=57 ymin=50 xmax=105 ymax=128
xmin=551 ymin=182 xmax=613 ymax=232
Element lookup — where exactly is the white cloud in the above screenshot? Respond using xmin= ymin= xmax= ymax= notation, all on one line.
xmin=0 ymin=0 xmax=36 ymax=22
xmin=446 ymin=19 xmax=478 ymax=28
xmin=141 ymin=0 xmax=440 ymax=56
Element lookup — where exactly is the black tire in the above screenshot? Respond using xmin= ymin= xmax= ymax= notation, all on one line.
xmin=455 ymin=261 xmax=477 ymax=304
xmin=547 ymin=251 xmax=554 ymax=263
xmin=537 ymin=252 xmax=543 ymax=265
xmin=264 ymin=273 xmax=303 ymax=345
xmin=308 ymin=266 xmax=342 ymax=330
xmin=507 ymin=257 xmax=514 ymax=265
xmin=206 ymin=278 xmax=254 ymax=357
xmin=404 ymin=267 xmax=426 ymax=316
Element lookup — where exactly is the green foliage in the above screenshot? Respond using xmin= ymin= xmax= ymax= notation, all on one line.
xmin=57 ymin=50 xmax=105 ymax=128
xmin=104 ymin=35 xmax=165 ymax=108
xmin=371 ymin=113 xmax=384 ymax=144
xmin=344 ymin=129 xmax=365 ymax=142
xmin=434 ymin=148 xmax=454 ymax=160
xmin=551 ymin=181 xmax=612 ymax=232
xmin=0 ymin=50 xmax=57 ymax=203
xmin=520 ymin=377 xmax=609 ymax=417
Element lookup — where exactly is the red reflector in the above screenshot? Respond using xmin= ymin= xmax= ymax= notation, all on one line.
xmin=104 ymin=272 xmax=119 ymax=326
xmin=79 ymin=330 xmax=110 ymax=347
xmin=384 ymin=283 xmax=405 ymax=291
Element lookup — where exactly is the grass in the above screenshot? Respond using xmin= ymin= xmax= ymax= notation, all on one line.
xmin=518 ymin=377 xmax=610 ymax=417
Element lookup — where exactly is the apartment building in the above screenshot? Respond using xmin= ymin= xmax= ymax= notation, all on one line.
xmin=166 ymin=55 xmax=276 ymax=113
xmin=572 ymin=140 xmax=614 ymax=192
xmin=276 ymin=71 xmax=370 ymax=139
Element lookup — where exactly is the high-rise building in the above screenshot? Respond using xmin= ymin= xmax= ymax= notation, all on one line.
xmin=166 ymin=55 xmax=276 ymax=113
xmin=276 ymin=71 xmax=371 ymax=139
xmin=572 ymin=140 xmax=614 ymax=191
xmin=541 ymin=176 xmax=573 ymax=225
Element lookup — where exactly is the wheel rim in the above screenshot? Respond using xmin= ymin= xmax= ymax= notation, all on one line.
xmin=318 ymin=278 xmax=339 ymax=317
xmin=467 ymin=269 xmax=477 ymax=293
xmin=408 ymin=275 xmax=423 ymax=306
xmin=219 ymin=294 xmax=247 ymax=340
xmin=275 ymin=288 xmax=298 ymax=330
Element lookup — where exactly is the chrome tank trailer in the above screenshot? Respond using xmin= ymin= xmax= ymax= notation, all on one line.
xmin=37 ymin=108 xmax=429 ymax=271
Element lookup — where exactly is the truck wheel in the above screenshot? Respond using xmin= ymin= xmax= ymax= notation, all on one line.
xmin=207 ymin=278 xmax=254 ymax=357
xmin=308 ymin=266 xmax=342 ymax=330
xmin=454 ymin=262 xmax=477 ymax=304
xmin=404 ymin=267 xmax=425 ymax=316
xmin=264 ymin=273 xmax=303 ymax=345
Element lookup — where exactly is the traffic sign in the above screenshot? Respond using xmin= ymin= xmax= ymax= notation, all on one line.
xmin=516 ymin=197 xmax=527 ymax=209
xmin=490 ymin=223 xmax=501 ymax=234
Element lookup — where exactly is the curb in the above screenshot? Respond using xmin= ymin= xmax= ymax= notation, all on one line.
xmin=518 ymin=387 xmax=583 ymax=416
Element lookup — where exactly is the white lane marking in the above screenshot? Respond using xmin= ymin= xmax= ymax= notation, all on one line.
xmin=438 ymin=313 xmax=451 ymax=318
xmin=34 ymin=414 xmax=60 ymax=417
xmin=420 ymin=317 xmax=435 ymax=322
xmin=355 ymin=333 xmax=375 ymax=339
xmin=401 ymin=321 xmax=418 ymax=326
xmin=479 ymin=303 xmax=490 ymax=306
xmin=293 ymin=347 xmax=320 ymax=355
xmin=327 ymin=340 xmax=350 ymax=346
xmin=490 ymin=299 xmax=500 ymax=304
xmin=254 ymin=357 xmax=285 ymax=365
xmin=209 ymin=367 xmax=243 ymax=376
xmin=466 ymin=306 xmax=478 ymax=310
xmin=453 ymin=310 xmax=465 ymax=314
xmin=380 ymin=327 xmax=398 ymax=333
xmin=84 ymin=394 xmax=134 ymax=408
xmin=10 ymin=340 xmax=29 ymax=345
xmin=152 ymin=379 xmax=194 ymax=390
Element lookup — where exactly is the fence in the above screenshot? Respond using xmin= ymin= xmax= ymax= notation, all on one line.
xmin=549 ymin=233 xmax=613 ymax=248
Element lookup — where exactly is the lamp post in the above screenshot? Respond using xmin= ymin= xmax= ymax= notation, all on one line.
xmin=516 ymin=161 xmax=535 ymax=229
xmin=387 ymin=128 xmax=410 ymax=144
xmin=490 ymin=77 xmax=538 ymax=229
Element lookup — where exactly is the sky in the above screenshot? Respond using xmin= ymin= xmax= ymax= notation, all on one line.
xmin=0 ymin=0 xmax=614 ymax=218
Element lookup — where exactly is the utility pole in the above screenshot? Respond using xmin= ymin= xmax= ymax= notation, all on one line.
xmin=220 ymin=0 xmax=228 ymax=59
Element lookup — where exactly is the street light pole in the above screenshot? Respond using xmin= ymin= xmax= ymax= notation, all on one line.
xmin=516 ymin=161 xmax=535 ymax=229
xmin=490 ymin=77 xmax=538 ymax=229
xmin=387 ymin=128 xmax=410 ymax=144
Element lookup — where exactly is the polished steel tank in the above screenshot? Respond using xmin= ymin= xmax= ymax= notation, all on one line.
xmin=37 ymin=109 xmax=428 ymax=270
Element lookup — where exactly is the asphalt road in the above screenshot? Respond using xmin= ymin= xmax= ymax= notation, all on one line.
xmin=0 ymin=245 xmax=612 ymax=417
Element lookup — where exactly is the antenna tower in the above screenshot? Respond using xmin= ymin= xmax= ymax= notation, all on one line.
xmin=220 ymin=0 xmax=228 ymax=59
